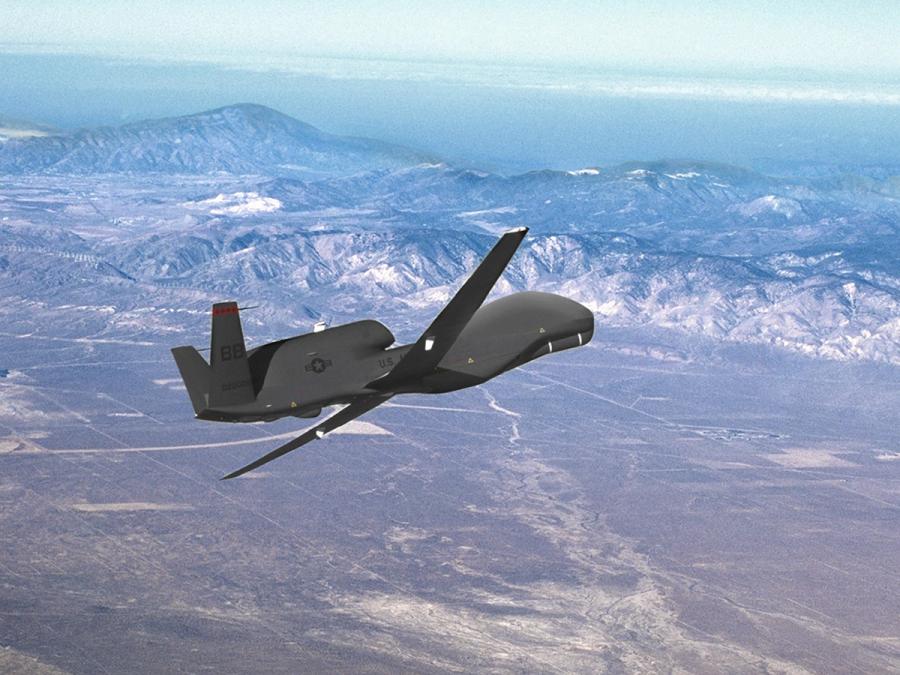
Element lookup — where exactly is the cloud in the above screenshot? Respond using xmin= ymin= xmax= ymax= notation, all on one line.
xmin=3 ymin=42 xmax=900 ymax=106
xmin=174 ymin=52 xmax=900 ymax=107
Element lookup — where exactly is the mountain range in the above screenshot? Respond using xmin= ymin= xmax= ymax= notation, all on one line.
xmin=0 ymin=104 xmax=898 ymax=365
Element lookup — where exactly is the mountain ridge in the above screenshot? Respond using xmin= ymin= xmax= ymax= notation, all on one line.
xmin=0 ymin=103 xmax=431 ymax=177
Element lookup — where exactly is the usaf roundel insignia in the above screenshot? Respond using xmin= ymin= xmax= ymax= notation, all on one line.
xmin=305 ymin=357 xmax=333 ymax=374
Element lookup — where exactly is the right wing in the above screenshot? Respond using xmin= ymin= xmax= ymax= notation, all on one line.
xmin=368 ymin=227 xmax=527 ymax=390
xmin=221 ymin=394 xmax=392 ymax=479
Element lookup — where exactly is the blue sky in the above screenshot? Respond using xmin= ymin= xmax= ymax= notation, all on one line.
xmin=3 ymin=1 xmax=900 ymax=77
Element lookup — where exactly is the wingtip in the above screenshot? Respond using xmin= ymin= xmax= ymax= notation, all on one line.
xmin=504 ymin=226 xmax=528 ymax=235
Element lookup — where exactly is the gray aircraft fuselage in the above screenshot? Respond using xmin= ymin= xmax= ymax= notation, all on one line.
xmin=200 ymin=291 xmax=593 ymax=423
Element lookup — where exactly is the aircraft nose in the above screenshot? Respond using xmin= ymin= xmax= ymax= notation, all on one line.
xmin=573 ymin=300 xmax=594 ymax=345
xmin=555 ymin=295 xmax=594 ymax=342
xmin=517 ymin=293 xmax=595 ymax=361
xmin=541 ymin=297 xmax=594 ymax=354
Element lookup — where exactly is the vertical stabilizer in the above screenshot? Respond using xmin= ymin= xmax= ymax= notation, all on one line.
xmin=170 ymin=346 xmax=210 ymax=415
xmin=208 ymin=302 xmax=255 ymax=408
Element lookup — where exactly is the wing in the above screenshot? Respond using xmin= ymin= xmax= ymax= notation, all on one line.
xmin=221 ymin=394 xmax=392 ymax=479
xmin=369 ymin=227 xmax=528 ymax=390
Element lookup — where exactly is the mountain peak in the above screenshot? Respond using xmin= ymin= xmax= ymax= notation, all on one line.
xmin=179 ymin=103 xmax=316 ymax=130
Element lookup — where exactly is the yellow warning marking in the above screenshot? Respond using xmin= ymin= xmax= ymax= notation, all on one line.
xmin=467 ymin=357 xmax=475 ymax=364
xmin=290 ymin=401 xmax=298 ymax=408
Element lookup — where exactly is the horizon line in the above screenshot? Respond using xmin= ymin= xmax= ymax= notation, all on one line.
xmin=3 ymin=43 xmax=900 ymax=108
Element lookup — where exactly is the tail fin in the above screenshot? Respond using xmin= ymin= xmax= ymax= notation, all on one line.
xmin=171 ymin=346 xmax=210 ymax=415
xmin=208 ymin=301 xmax=255 ymax=408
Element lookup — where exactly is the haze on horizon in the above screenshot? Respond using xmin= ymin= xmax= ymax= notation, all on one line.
xmin=4 ymin=0 xmax=900 ymax=78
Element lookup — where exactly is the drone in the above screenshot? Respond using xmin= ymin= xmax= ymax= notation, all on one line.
xmin=171 ymin=228 xmax=593 ymax=479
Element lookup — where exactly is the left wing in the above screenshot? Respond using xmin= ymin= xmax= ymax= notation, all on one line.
xmin=221 ymin=394 xmax=392 ymax=480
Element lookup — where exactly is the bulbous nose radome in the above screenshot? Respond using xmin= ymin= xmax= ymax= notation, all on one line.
xmin=529 ymin=296 xmax=594 ymax=358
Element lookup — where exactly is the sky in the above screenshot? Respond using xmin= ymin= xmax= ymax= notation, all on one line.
xmin=3 ymin=0 xmax=900 ymax=78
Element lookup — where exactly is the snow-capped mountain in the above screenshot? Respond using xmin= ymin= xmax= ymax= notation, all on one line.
xmin=0 ymin=105 xmax=898 ymax=365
